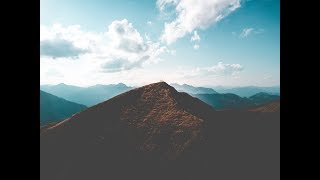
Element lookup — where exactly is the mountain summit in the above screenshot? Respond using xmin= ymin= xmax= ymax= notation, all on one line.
xmin=41 ymin=81 xmax=216 ymax=179
xmin=41 ymin=82 xmax=279 ymax=180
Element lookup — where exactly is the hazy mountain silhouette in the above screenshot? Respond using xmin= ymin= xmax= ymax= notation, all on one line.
xmin=192 ymin=92 xmax=279 ymax=110
xmin=214 ymin=86 xmax=280 ymax=97
xmin=170 ymin=83 xmax=218 ymax=94
xmin=193 ymin=93 xmax=255 ymax=110
xmin=41 ymin=82 xmax=279 ymax=180
xmin=40 ymin=90 xmax=86 ymax=126
xmin=40 ymin=83 xmax=133 ymax=106
xmin=40 ymin=83 xmax=279 ymax=109
xmin=249 ymin=92 xmax=280 ymax=105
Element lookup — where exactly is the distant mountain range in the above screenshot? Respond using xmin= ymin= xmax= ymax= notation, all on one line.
xmin=193 ymin=93 xmax=255 ymax=110
xmin=213 ymin=86 xmax=280 ymax=97
xmin=249 ymin=92 xmax=280 ymax=105
xmin=170 ymin=83 xmax=218 ymax=94
xmin=41 ymin=82 xmax=279 ymax=180
xmin=40 ymin=90 xmax=86 ymax=125
xmin=40 ymin=83 xmax=133 ymax=106
xmin=193 ymin=92 xmax=279 ymax=110
xmin=40 ymin=83 xmax=279 ymax=110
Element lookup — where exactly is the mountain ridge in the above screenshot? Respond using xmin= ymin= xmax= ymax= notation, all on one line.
xmin=41 ymin=82 xmax=215 ymax=158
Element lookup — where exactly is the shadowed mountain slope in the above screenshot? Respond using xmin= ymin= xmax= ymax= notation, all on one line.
xmin=248 ymin=100 xmax=280 ymax=112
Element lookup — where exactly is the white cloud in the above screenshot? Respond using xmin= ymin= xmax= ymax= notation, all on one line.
xmin=169 ymin=62 xmax=245 ymax=87
xmin=239 ymin=28 xmax=264 ymax=38
xmin=147 ymin=21 xmax=152 ymax=25
xmin=191 ymin=31 xmax=201 ymax=50
xmin=190 ymin=30 xmax=200 ymax=42
xmin=40 ymin=24 xmax=106 ymax=56
xmin=40 ymin=19 xmax=170 ymax=75
xmin=40 ymin=19 xmax=174 ymax=86
xmin=157 ymin=0 xmax=241 ymax=44
xmin=101 ymin=55 xmax=150 ymax=73
xmin=102 ymin=19 xmax=170 ymax=72
xmin=157 ymin=0 xmax=180 ymax=12
xmin=182 ymin=62 xmax=244 ymax=77
xmin=107 ymin=19 xmax=146 ymax=53
xmin=263 ymin=75 xmax=272 ymax=80
xmin=239 ymin=28 xmax=254 ymax=38
xmin=40 ymin=38 xmax=88 ymax=59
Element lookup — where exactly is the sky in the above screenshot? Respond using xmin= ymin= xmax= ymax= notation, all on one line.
xmin=40 ymin=0 xmax=280 ymax=87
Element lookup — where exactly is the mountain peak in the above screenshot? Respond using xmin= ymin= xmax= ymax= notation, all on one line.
xmin=115 ymin=83 xmax=127 ymax=87
xmin=57 ymin=83 xmax=67 ymax=86
xmin=147 ymin=81 xmax=170 ymax=87
xmin=141 ymin=81 xmax=175 ymax=90
xmin=42 ymin=81 xmax=214 ymax=159
xmin=41 ymin=82 xmax=279 ymax=180
xmin=114 ymin=81 xmax=177 ymax=98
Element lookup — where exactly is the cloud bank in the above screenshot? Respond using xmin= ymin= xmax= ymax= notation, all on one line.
xmin=40 ymin=38 xmax=88 ymax=59
xmin=40 ymin=19 xmax=170 ymax=73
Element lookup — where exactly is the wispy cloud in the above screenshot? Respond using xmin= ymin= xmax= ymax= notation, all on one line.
xmin=101 ymin=57 xmax=145 ymax=73
xmin=239 ymin=28 xmax=264 ymax=38
xmin=190 ymin=31 xmax=201 ymax=50
xmin=190 ymin=31 xmax=200 ymax=42
xmin=181 ymin=62 xmax=244 ymax=78
xmin=240 ymin=28 xmax=254 ymax=38
xmin=190 ymin=30 xmax=201 ymax=50
xmin=157 ymin=0 xmax=241 ymax=45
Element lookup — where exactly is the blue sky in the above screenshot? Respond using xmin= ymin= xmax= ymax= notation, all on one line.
xmin=40 ymin=0 xmax=280 ymax=87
